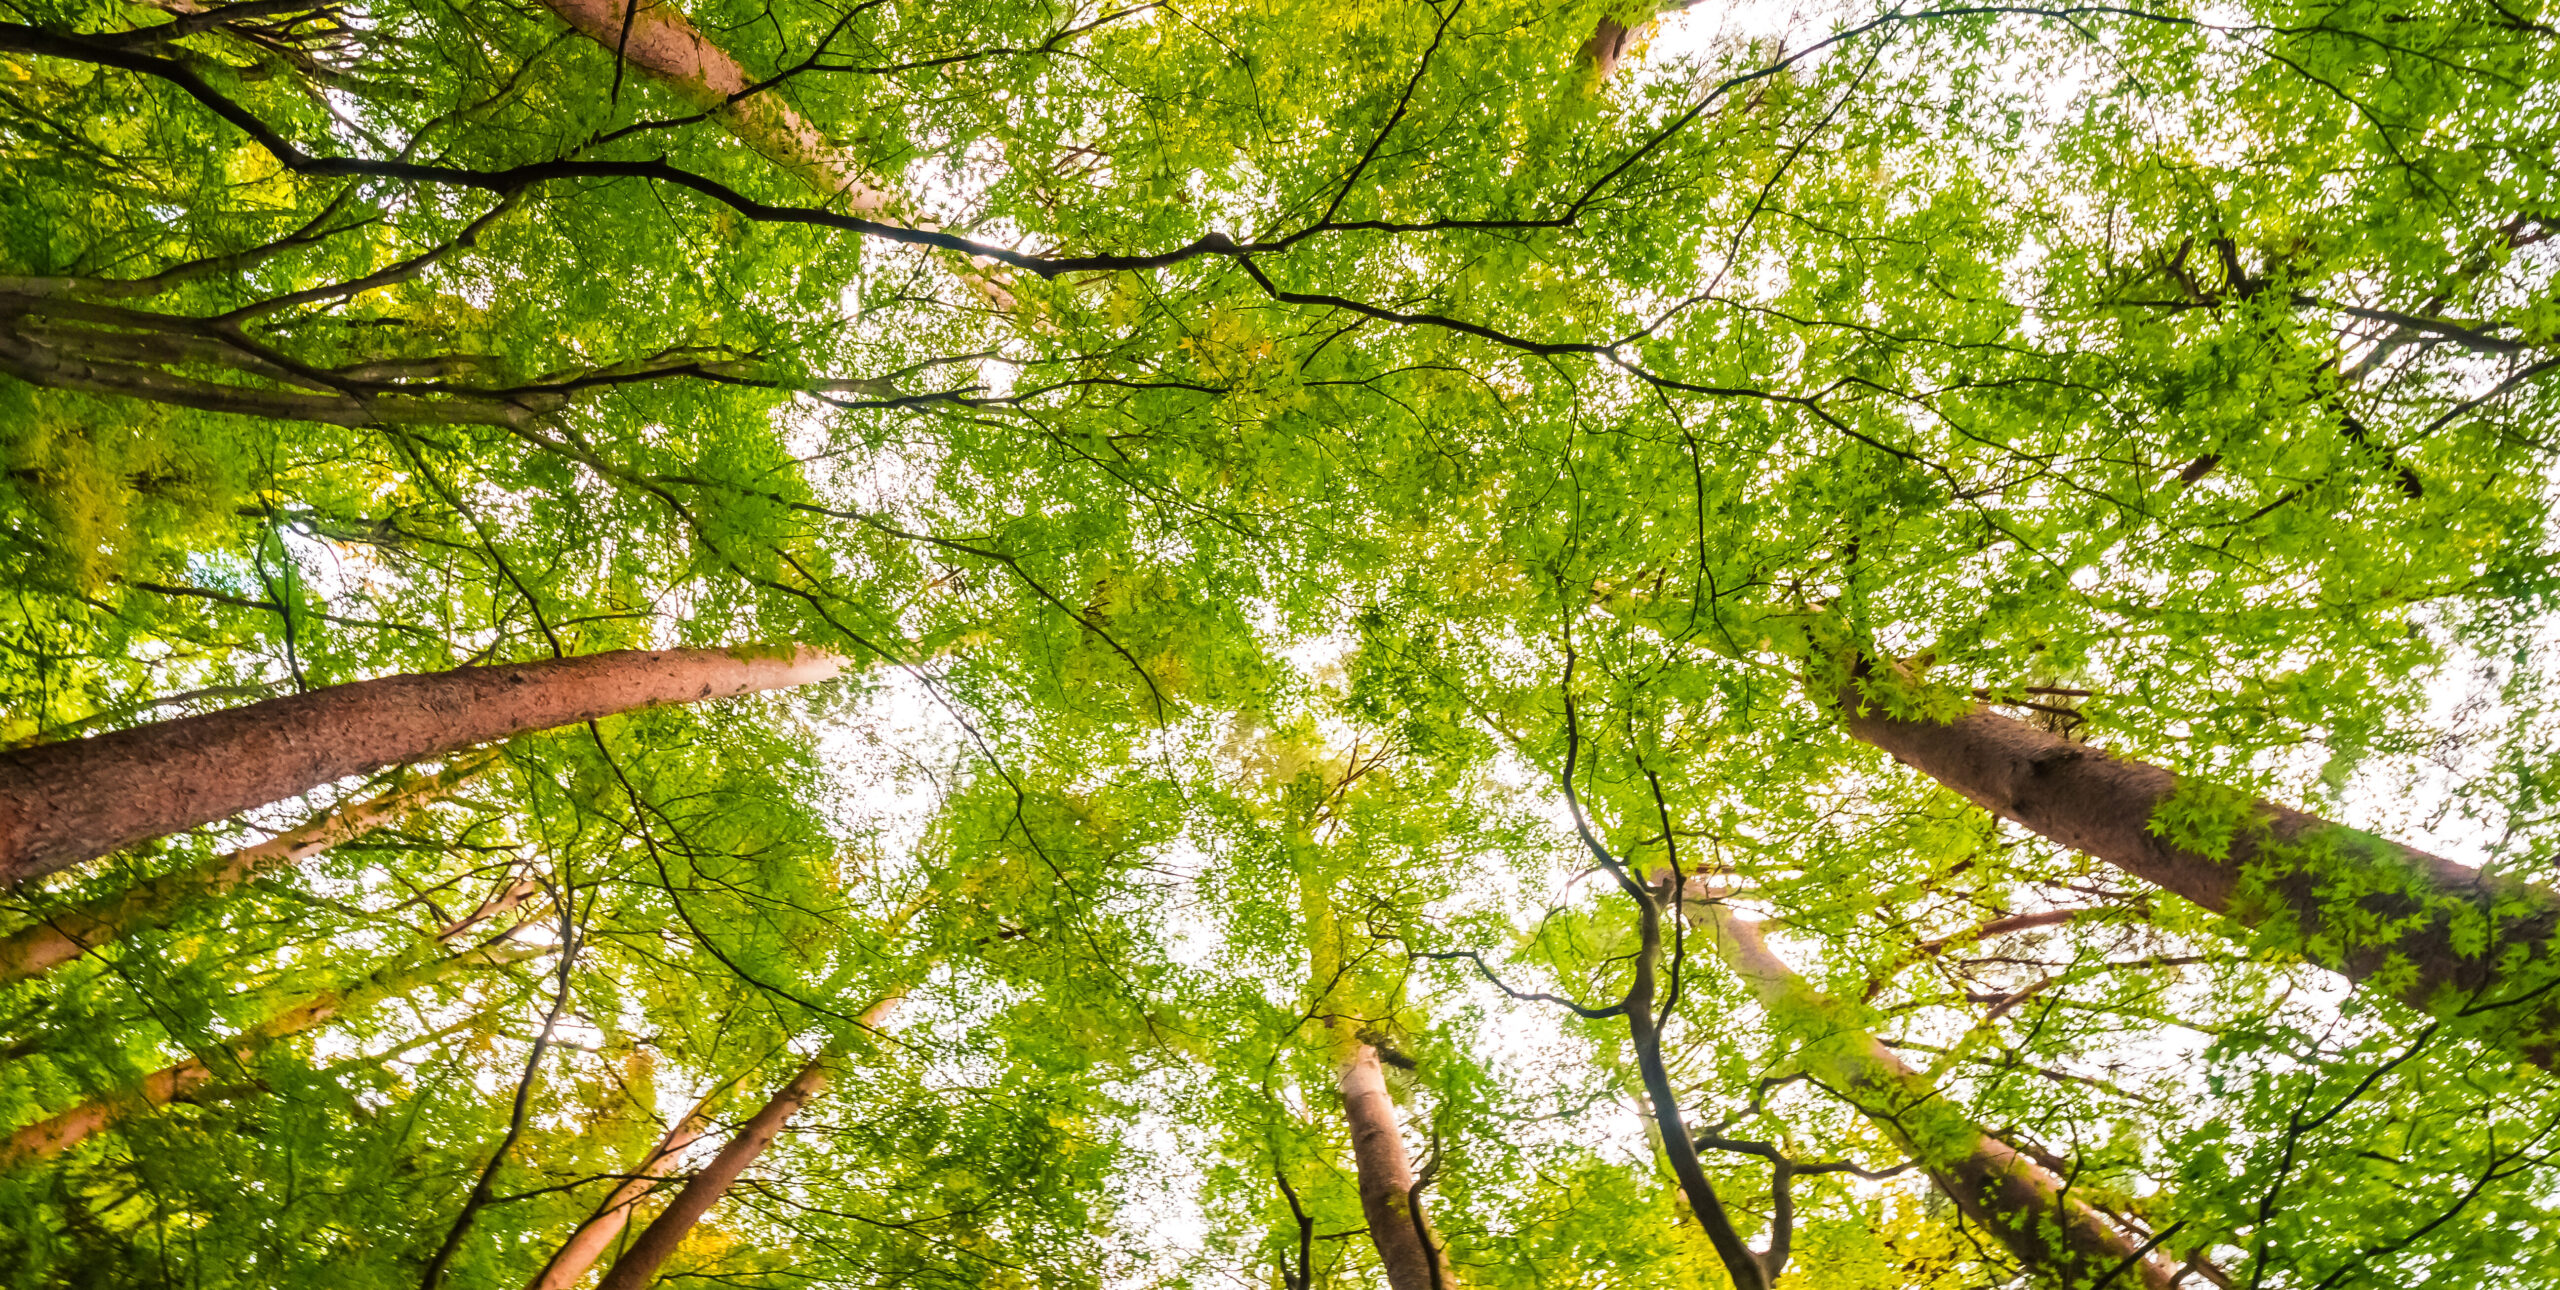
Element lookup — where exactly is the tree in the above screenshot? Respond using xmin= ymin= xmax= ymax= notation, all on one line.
xmin=0 ymin=646 xmax=848 ymax=881
xmin=2 ymin=890 xmax=543 ymax=1166
xmin=0 ymin=755 xmax=489 ymax=984
xmin=1690 ymin=896 xmax=2192 ymax=1289
xmin=1333 ymin=1039 xmax=1454 ymax=1290
xmin=6 ymin=0 xmax=2560 ymax=1284
xmin=1836 ymin=664 xmax=2560 ymax=1064
xmin=524 ymin=1090 xmax=714 ymax=1290
xmin=591 ymin=1050 xmax=840 ymax=1290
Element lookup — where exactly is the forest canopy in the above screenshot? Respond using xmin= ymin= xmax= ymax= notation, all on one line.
xmin=1 ymin=0 xmax=2557 ymax=1286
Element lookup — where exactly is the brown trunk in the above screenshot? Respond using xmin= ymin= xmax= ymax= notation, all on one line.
xmin=1578 ymin=3 xmax=1702 ymax=82
xmin=1836 ymin=682 xmax=2560 ymax=1062
xmin=1298 ymin=840 xmax=1454 ymax=1290
xmin=0 ymin=756 xmax=490 ymax=985
xmin=534 ymin=0 xmax=895 ymax=212
xmin=530 ymin=0 xmax=1014 ymax=310
xmin=1337 ymin=1042 xmax=1453 ymax=1290
xmin=1581 ymin=16 xmax=1639 ymax=79
xmin=0 ymin=936 xmax=541 ymax=1167
xmin=527 ymin=1098 xmax=713 ymax=1290
xmin=1693 ymin=902 xmax=2184 ymax=1290
xmin=591 ymin=995 xmax=899 ymax=1290
xmin=0 ymin=646 xmax=849 ymax=885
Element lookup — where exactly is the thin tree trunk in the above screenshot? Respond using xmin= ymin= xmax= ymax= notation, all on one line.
xmin=526 ymin=1096 xmax=713 ymax=1290
xmin=591 ymin=994 xmax=900 ymax=1290
xmin=0 ymin=933 xmax=542 ymax=1166
xmin=0 ymin=756 xmax=491 ymax=986
xmin=1692 ymin=900 xmax=2186 ymax=1290
xmin=1835 ymin=679 xmax=2560 ymax=1062
xmin=0 ymin=646 xmax=849 ymax=885
xmin=1336 ymin=1041 xmax=1454 ymax=1290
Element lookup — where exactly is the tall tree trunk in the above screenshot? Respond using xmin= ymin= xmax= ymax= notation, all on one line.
xmin=1691 ymin=900 xmax=2186 ymax=1290
xmin=1336 ymin=1041 xmax=1454 ymax=1290
xmin=0 ymin=933 xmax=542 ymax=1166
xmin=1613 ymin=885 xmax=1773 ymax=1290
xmin=1834 ymin=679 xmax=2560 ymax=1062
xmin=1577 ymin=2 xmax=1699 ymax=82
xmin=529 ymin=0 xmax=1013 ymax=309
xmin=591 ymin=994 xmax=900 ymax=1290
xmin=532 ymin=0 xmax=895 ymax=212
xmin=1580 ymin=15 xmax=1640 ymax=80
xmin=0 ymin=646 xmax=849 ymax=885
xmin=1296 ymin=842 xmax=1455 ymax=1290
xmin=0 ymin=319 xmax=563 ymax=427
xmin=526 ymin=1096 xmax=713 ymax=1290
xmin=0 ymin=756 xmax=491 ymax=985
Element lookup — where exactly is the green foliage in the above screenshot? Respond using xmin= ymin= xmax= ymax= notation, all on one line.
xmin=6 ymin=0 xmax=2560 ymax=1283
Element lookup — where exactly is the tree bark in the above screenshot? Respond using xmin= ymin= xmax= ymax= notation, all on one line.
xmin=1692 ymin=901 xmax=2184 ymax=1290
xmin=0 ymin=936 xmax=541 ymax=1167
xmin=526 ymin=1097 xmax=713 ymax=1290
xmin=532 ymin=0 xmax=896 ymax=212
xmin=0 ymin=756 xmax=490 ymax=985
xmin=529 ymin=0 xmax=1014 ymax=309
xmin=1296 ymin=842 xmax=1455 ymax=1290
xmin=591 ymin=994 xmax=899 ymax=1290
xmin=1581 ymin=15 xmax=1640 ymax=80
xmin=0 ymin=319 xmax=559 ymax=427
xmin=1578 ymin=3 xmax=1701 ymax=82
xmin=1337 ymin=1042 xmax=1454 ymax=1290
xmin=0 ymin=645 xmax=850 ymax=885
xmin=1834 ymin=680 xmax=2560 ymax=1063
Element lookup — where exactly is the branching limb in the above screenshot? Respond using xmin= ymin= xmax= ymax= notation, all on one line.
xmin=1275 ymin=1171 xmax=1315 ymax=1290
xmin=1693 ymin=1132 xmax=1920 ymax=1280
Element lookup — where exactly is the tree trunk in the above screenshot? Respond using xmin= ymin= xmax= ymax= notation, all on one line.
xmin=1337 ymin=1042 xmax=1454 ymax=1290
xmin=0 ymin=756 xmax=490 ymax=985
xmin=1297 ymin=842 xmax=1455 ymax=1290
xmin=528 ymin=0 xmax=1013 ymax=309
xmin=1578 ymin=3 xmax=1702 ymax=82
xmin=1580 ymin=15 xmax=1639 ymax=80
xmin=0 ymin=936 xmax=542 ymax=1166
xmin=531 ymin=0 xmax=895 ymax=212
xmin=0 ymin=318 xmax=559 ymax=427
xmin=1612 ymin=887 xmax=1773 ymax=1290
xmin=1692 ymin=901 xmax=2184 ymax=1290
xmin=591 ymin=994 xmax=899 ymax=1290
xmin=1835 ymin=681 xmax=2560 ymax=1063
xmin=0 ymin=646 xmax=849 ymax=885
xmin=526 ymin=1098 xmax=713 ymax=1290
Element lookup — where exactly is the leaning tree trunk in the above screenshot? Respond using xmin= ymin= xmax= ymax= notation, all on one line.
xmin=529 ymin=0 xmax=1013 ymax=309
xmin=0 ymin=756 xmax=491 ymax=985
xmin=1691 ymin=900 xmax=2188 ymax=1290
xmin=591 ymin=994 xmax=900 ymax=1290
xmin=1833 ymin=676 xmax=2560 ymax=1063
xmin=0 ymin=645 xmax=849 ymax=885
xmin=526 ymin=1096 xmax=714 ymax=1290
xmin=0 ymin=924 xmax=542 ymax=1167
xmin=1336 ymin=1040 xmax=1455 ymax=1290
xmin=531 ymin=0 xmax=895 ymax=212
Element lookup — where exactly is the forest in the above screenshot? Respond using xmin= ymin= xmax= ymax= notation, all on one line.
xmin=0 ymin=0 xmax=2556 ymax=1285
